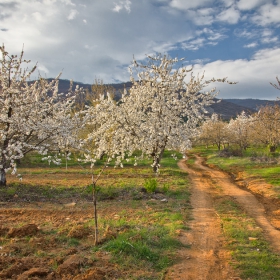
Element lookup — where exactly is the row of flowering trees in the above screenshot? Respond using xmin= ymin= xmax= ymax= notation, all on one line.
xmin=1 ymin=46 xmax=236 ymax=245
xmin=0 ymin=46 xmax=235 ymax=187
xmin=198 ymin=104 xmax=280 ymax=154
xmin=0 ymin=45 xmax=85 ymax=186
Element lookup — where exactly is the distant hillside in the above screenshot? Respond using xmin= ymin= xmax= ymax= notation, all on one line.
xmin=49 ymin=79 xmax=279 ymax=120
xmin=225 ymin=99 xmax=280 ymax=111
xmin=207 ymin=99 xmax=256 ymax=120
xmin=53 ymin=79 xmax=133 ymax=94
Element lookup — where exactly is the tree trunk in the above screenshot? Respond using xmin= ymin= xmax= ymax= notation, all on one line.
xmin=93 ymin=185 xmax=98 ymax=245
xmin=152 ymin=156 xmax=160 ymax=173
xmin=269 ymin=145 xmax=277 ymax=153
xmin=0 ymin=168 xmax=6 ymax=187
xmin=92 ymin=174 xmax=98 ymax=246
xmin=152 ymin=149 xmax=165 ymax=173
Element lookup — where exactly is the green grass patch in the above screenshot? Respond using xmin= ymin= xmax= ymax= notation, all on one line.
xmin=101 ymin=215 xmax=187 ymax=271
xmin=216 ymin=198 xmax=280 ymax=280
xmin=1 ymin=149 xmax=192 ymax=278
xmin=191 ymin=146 xmax=280 ymax=193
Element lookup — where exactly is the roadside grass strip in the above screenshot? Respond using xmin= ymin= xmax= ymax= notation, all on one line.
xmin=216 ymin=198 xmax=280 ymax=280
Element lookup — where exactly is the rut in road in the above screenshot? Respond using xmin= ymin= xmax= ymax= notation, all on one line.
xmin=165 ymin=157 xmax=238 ymax=280
xmin=192 ymin=154 xmax=280 ymax=253
xmin=166 ymin=154 xmax=280 ymax=280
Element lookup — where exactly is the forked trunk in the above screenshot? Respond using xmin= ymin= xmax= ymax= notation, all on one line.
xmin=269 ymin=145 xmax=277 ymax=153
xmin=0 ymin=168 xmax=6 ymax=187
xmin=152 ymin=156 xmax=160 ymax=173
xmin=152 ymin=149 xmax=165 ymax=173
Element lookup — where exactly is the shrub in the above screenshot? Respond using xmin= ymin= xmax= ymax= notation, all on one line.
xmin=143 ymin=178 xmax=157 ymax=193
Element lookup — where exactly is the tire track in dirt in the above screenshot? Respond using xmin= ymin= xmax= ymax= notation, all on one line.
xmin=165 ymin=158 xmax=238 ymax=280
xmin=166 ymin=154 xmax=280 ymax=280
xmin=193 ymin=155 xmax=280 ymax=254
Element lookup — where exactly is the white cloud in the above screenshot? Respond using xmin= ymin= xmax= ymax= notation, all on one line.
xmin=1 ymin=0 xmax=279 ymax=100
xmin=113 ymin=0 xmax=131 ymax=13
xmin=37 ymin=63 xmax=49 ymax=74
xmin=252 ymin=2 xmax=280 ymax=25
xmin=42 ymin=0 xmax=58 ymax=5
xmin=262 ymin=37 xmax=278 ymax=44
xmin=32 ymin=12 xmax=43 ymax=22
xmin=216 ymin=6 xmax=240 ymax=24
xmin=262 ymin=29 xmax=273 ymax=37
xmin=186 ymin=8 xmax=215 ymax=26
xmin=234 ymin=29 xmax=257 ymax=38
xmin=191 ymin=58 xmax=210 ymax=64
xmin=60 ymin=0 xmax=75 ymax=6
xmin=208 ymin=32 xmax=227 ymax=41
xmin=67 ymin=9 xmax=78 ymax=20
xmin=244 ymin=42 xmax=258 ymax=48
xmin=237 ymin=0 xmax=269 ymax=11
xmin=191 ymin=48 xmax=280 ymax=99
xmin=220 ymin=0 xmax=235 ymax=8
xmin=182 ymin=38 xmax=206 ymax=50
xmin=170 ymin=0 xmax=212 ymax=10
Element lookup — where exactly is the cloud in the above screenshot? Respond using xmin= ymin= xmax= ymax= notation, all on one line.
xmin=32 ymin=12 xmax=43 ymax=22
xmin=0 ymin=1 xmax=18 ymax=20
xmin=220 ymin=0 xmax=235 ymax=8
xmin=169 ymin=0 xmax=212 ymax=10
xmin=37 ymin=63 xmax=49 ymax=75
xmin=234 ymin=28 xmax=257 ymax=38
xmin=61 ymin=0 xmax=75 ymax=5
xmin=237 ymin=0 xmax=269 ymax=10
xmin=184 ymin=27 xmax=227 ymax=49
xmin=113 ymin=0 xmax=131 ymax=13
xmin=185 ymin=8 xmax=215 ymax=26
xmin=182 ymin=38 xmax=206 ymax=50
xmin=244 ymin=42 xmax=258 ymax=48
xmin=0 ymin=0 xmax=279 ymax=101
xmin=0 ymin=0 xmax=195 ymax=83
xmin=191 ymin=48 xmax=280 ymax=99
xmin=252 ymin=2 xmax=280 ymax=25
xmin=261 ymin=37 xmax=278 ymax=44
xmin=216 ymin=6 xmax=240 ymax=24
xmin=67 ymin=9 xmax=78 ymax=20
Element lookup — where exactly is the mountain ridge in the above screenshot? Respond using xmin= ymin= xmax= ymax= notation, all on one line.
xmin=50 ymin=78 xmax=278 ymax=120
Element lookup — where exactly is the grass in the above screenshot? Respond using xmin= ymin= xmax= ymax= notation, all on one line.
xmin=191 ymin=145 xmax=280 ymax=279
xmin=5 ymin=146 xmax=280 ymax=278
xmin=0 ymin=150 xmax=191 ymax=279
xmin=216 ymin=198 xmax=280 ymax=280
xmin=191 ymin=145 xmax=280 ymax=197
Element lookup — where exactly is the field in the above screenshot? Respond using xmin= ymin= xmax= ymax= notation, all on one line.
xmin=0 ymin=152 xmax=192 ymax=279
xmin=1 ymin=148 xmax=280 ymax=279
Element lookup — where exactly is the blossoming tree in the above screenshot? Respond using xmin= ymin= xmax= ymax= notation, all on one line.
xmin=110 ymin=54 xmax=235 ymax=172
xmin=0 ymin=45 xmax=84 ymax=186
xmin=198 ymin=113 xmax=229 ymax=150
xmin=226 ymin=111 xmax=254 ymax=152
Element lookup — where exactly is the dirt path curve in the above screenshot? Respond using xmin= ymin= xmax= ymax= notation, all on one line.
xmin=193 ymin=155 xmax=280 ymax=253
xmin=165 ymin=154 xmax=280 ymax=280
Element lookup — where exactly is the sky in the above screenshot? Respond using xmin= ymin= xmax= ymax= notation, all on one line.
xmin=1 ymin=0 xmax=280 ymax=100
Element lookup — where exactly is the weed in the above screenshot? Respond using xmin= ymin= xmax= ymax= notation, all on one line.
xmin=68 ymin=238 xmax=80 ymax=247
xmin=162 ymin=183 xmax=170 ymax=193
xmin=216 ymin=198 xmax=280 ymax=280
xmin=144 ymin=178 xmax=157 ymax=193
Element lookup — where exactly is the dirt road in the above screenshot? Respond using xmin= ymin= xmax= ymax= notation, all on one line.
xmin=165 ymin=154 xmax=280 ymax=280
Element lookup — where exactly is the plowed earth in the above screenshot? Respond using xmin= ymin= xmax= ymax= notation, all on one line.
xmin=1 ymin=155 xmax=280 ymax=280
xmin=166 ymin=154 xmax=280 ymax=280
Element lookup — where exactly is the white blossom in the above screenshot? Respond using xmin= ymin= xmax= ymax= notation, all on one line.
xmin=0 ymin=44 xmax=85 ymax=185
